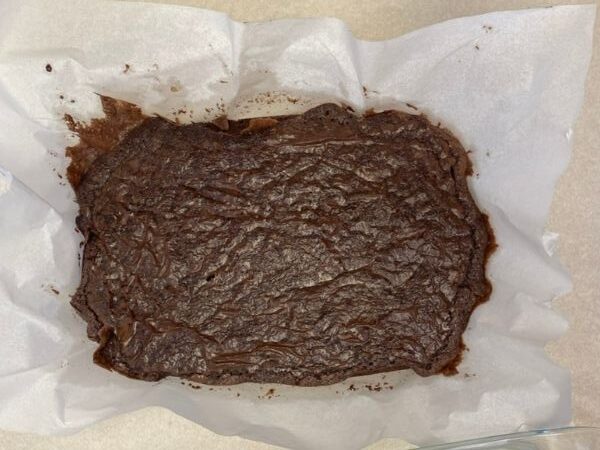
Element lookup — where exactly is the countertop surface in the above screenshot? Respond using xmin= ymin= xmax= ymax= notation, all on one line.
xmin=1 ymin=1 xmax=598 ymax=449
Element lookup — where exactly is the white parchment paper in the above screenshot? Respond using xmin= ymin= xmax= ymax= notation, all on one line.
xmin=0 ymin=1 xmax=595 ymax=448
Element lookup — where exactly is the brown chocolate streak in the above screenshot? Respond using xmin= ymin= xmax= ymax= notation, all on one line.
xmin=65 ymin=96 xmax=145 ymax=187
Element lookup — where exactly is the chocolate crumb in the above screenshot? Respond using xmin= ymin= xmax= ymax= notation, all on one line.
xmin=45 ymin=64 xmax=52 ymax=72
xmin=241 ymin=117 xmax=278 ymax=134
xmin=211 ymin=115 xmax=229 ymax=131
xmin=50 ymin=287 xmax=60 ymax=295
xmin=405 ymin=103 xmax=418 ymax=111
xmin=123 ymin=64 xmax=131 ymax=74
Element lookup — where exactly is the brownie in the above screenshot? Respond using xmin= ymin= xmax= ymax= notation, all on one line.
xmin=69 ymin=99 xmax=493 ymax=385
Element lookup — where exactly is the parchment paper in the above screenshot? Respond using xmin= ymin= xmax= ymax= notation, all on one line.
xmin=0 ymin=1 xmax=595 ymax=449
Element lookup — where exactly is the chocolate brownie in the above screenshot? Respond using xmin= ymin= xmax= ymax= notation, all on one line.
xmin=69 ymin=98 xmax=493 ymax=385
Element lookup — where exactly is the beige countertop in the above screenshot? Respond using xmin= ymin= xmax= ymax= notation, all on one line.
xmin=2 ymin=1 xmax=598 ymax=449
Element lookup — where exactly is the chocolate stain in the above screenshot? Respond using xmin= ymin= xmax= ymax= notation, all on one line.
xmin=64 ymin=96 xmax=145 ymax=187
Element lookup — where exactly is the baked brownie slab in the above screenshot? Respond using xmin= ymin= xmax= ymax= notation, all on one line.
xmin=69 ymin=99 xmax=493 ymax=385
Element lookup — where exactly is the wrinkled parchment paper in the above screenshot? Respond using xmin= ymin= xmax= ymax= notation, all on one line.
xmin=0 ymin=1 xmax=595 ymax=448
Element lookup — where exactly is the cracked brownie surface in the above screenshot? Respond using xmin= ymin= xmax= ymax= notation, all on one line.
xmin=70 ymin=101 xmax=493 ymax=385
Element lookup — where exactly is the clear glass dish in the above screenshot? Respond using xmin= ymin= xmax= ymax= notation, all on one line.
xmin=421 ymin=427 xmax=600 ymax=449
